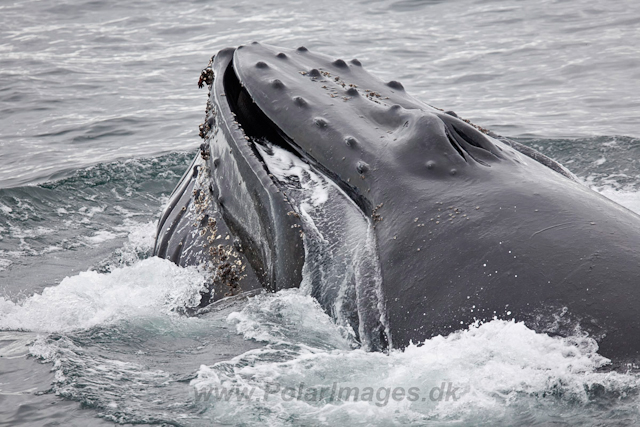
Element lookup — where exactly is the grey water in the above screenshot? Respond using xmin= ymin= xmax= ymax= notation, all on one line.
xmin=1 ymin=0 xmax=639 ymax=425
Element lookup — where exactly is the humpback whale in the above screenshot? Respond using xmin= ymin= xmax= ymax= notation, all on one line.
xmin=155 ymin=42 xmax=640 ymax=365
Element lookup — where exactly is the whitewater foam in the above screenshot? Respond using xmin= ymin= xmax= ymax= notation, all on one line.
xmin=192 ymin=289 xmax=640 ymax=426
xmin=227 ymin=289 xmax=354 ymax=351
xmin=0 ymin=257 xmax=207 ymax=333
xmin=592 ymin=186 xmax=640 ymax=215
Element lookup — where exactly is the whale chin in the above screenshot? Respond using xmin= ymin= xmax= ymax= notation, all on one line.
xmin=154 ymin=42 xmax=640 ymax=365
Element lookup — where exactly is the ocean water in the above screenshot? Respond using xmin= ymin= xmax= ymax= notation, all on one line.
xmin=1 ymin=0 xmax=640 ymax=425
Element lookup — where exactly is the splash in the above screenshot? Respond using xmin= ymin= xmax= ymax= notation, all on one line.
xmin=192 ymin=290 xmax=640 ymax=426
xmin=0 ymin=257 xmax=206 ymax=333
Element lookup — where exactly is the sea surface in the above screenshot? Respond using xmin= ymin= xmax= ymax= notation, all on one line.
xmin=1 ymin=0 xmax=640 ymax=425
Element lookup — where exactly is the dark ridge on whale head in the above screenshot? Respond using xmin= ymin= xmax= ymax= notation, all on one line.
xmin=276 ymin=52 xmax=287 ymax=59
xmin=255 ymin=61 xmax=268 ymax=69
xmin=356 ymin=161 xmax=370 ymax=174
xmin=344 ymin=136 xmax=358 ymax=147
xmin=297 ymin=46 xmax=308 ymax=52
xmin=351 ymin=59 xmax=362 ymax=66
xmin=271 ymin=79 xmax=285 ymax=89
xmin=386 ymin=80 xmax=404 ymax=90
xmin=333 ymin=59 xmax=348 ymax=68
xmin=346 ymin=87 xmax=359 ymax=96
xmin=313 ymin=117 xmax=328 ymax=128
xmin=293 ymin=96 xmax=308 ymax=107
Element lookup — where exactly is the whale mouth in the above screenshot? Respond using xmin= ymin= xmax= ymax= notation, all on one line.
xmin=221 ymin=56 xmax=372 ymax=216
xmin=222 ymin=57 xmax=292 ymax=157
xmin=220 ymin=55 xmax=390 ymax=351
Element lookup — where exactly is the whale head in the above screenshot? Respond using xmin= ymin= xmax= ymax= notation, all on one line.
xmin=158 ymin=42 xmax=640 ymax=363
